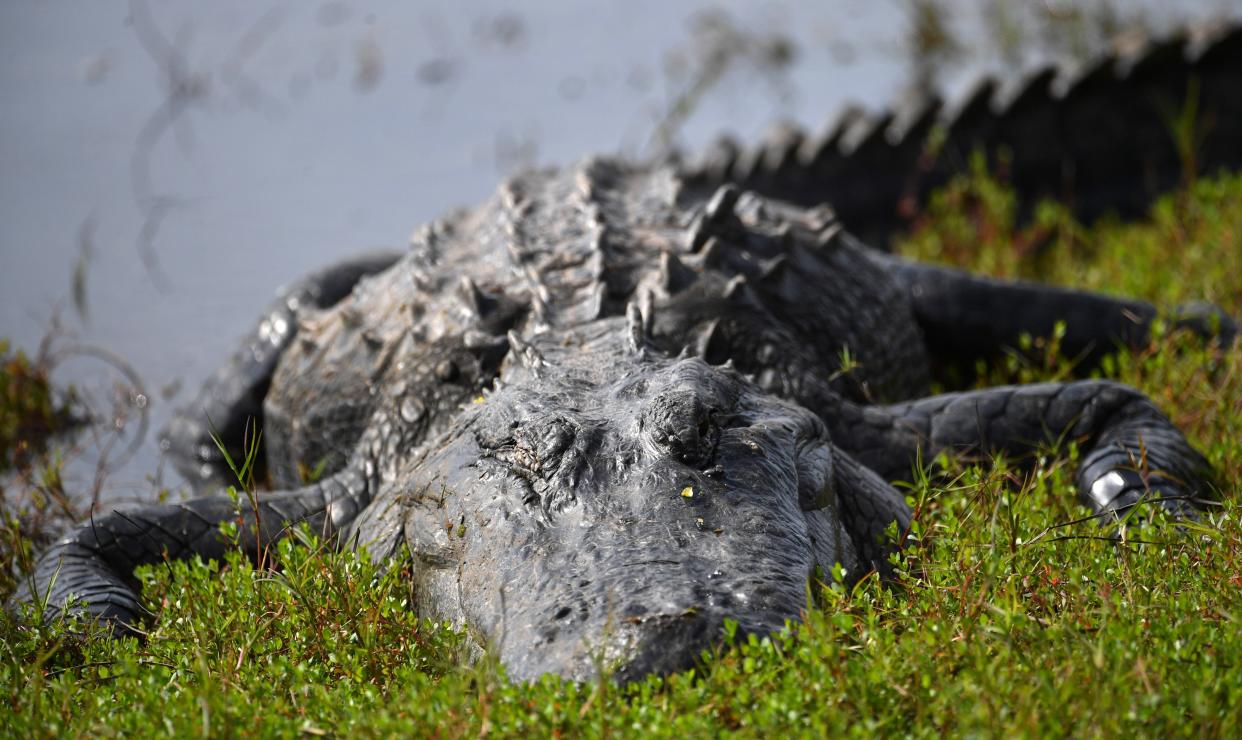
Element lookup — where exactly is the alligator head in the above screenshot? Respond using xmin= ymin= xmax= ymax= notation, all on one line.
xmin=390 ymin=311 xmax=858 ymax=682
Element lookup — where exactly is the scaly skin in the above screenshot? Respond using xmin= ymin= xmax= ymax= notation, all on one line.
xmin=11 ymin=469 xmax=372 ymax=632
xmin=162 ymin=250 xmax=402 ymax=489
xmin=13 ymin=28 xmax=1240 ymax=681
xmin=683 ymin=25 xmax=1242 ymax=246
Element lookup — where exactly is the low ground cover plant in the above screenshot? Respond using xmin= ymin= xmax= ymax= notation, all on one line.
xmin=2 ymin=171 xmax=1239 ymax=736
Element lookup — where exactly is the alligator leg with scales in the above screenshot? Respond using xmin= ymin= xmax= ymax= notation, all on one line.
xmin=830 ymin=444 xmax=915 ymax=577
xmin=163 ymin=250 xmax=401 ymax=489
xmin=814 ymin=376 xmax=1216 ymax=586
xmin=843 ymin=250 xmax=1225 ymax=517
xmin=814 ymin=379 xmax=1215 ymax=521
xmin=21 ymin=252 xmax=403 ymax=633
xmin=866 ymin=248 xmax=1237 ymax=379
xmin=10 ymin=463 xmax=373 ymax=633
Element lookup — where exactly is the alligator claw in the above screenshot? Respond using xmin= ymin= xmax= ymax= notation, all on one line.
xmin=1169 ymin=301 xmax=1237 ymax=348
xmin=1089 ymin=468 xmax=1202 ymax=524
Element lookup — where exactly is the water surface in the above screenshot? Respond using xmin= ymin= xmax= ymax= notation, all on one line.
xmin=1 ymin=0 xmax=1234 ymax=500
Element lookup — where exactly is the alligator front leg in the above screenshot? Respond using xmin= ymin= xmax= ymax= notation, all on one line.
xmin=831 ymin=445 xmax=913 ymax=577
xmin=163 ymin=250 xmax=401 ymax=489
xmin=9 ymin=464 xmax=371 ymax=633
xmin=818 ymin=381 xmax=1215 ymax=520
xmin=866 ymin=249 xmax=1236 ymax=377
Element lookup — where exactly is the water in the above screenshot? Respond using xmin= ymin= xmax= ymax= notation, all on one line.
xmin=1 ymin=0 xmax=1236 ymax=501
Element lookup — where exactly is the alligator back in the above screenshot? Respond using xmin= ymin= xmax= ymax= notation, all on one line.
xmin=261 ymin=161 xmax=931 ymax=488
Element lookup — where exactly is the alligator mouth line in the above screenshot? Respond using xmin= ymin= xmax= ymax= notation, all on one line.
xmin=620 ymin=559 xmax=681 ymax=568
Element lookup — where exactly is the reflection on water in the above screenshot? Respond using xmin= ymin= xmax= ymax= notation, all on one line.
xmin=0 ymin=0 xmax=1236 ymax=501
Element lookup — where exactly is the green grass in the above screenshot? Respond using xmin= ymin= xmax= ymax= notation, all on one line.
xmin=2 ymin=170 xmax=1241 ymax=736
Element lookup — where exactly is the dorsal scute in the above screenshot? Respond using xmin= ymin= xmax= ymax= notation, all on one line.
xmin=625 ymin=301 xmax=647 ymax=356
xmin=490 ymin=161 xmax=858 ymax=373
xmin=498 ymin=160 xmax=686 ymax=330
xmin=457 ymin=275 xmax=490 ymax=319
xmin=507 ymin=329 xmax=546 ymax=375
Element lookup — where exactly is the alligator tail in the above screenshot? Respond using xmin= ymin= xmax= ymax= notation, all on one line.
xmin=680 ymin=24 xmax=1242 ymax=246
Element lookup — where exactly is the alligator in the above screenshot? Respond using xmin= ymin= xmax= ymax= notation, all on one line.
xmin=685 ymin=22 xmax=1242 ymax=247
xmin=12 ymin=25 xmax=1240 ymax=683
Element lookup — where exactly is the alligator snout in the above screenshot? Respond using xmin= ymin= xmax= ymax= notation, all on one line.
xmin=606 ymin=605 xmax=736 ymax=683
xmin=500 ymin=555 xmax=805 ymax=683
xmin=598 ymin=564 xmax=806 ymax=682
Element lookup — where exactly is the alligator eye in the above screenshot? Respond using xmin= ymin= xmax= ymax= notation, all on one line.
xmin=511 ymin=438 xmax=539 ymax=474
xmin=505 ymin=416 xmax=576 ymax=478
xmin=644 ymin=391 xmax=717 ymax=468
